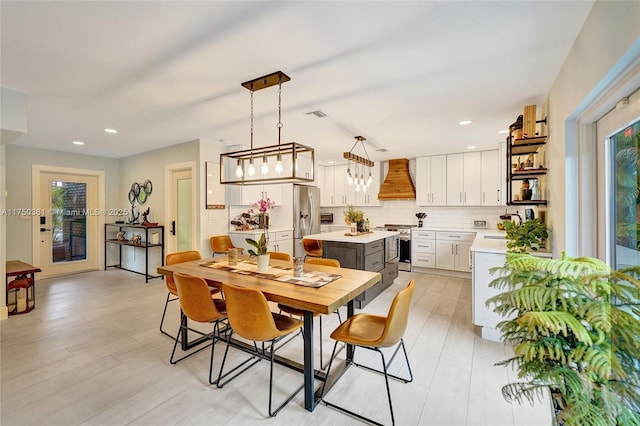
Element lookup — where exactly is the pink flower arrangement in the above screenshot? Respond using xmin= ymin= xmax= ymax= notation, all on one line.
xmin=251 ymin=197 xmax=275 ymax=213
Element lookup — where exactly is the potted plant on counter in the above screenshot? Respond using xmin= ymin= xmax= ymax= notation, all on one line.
xmin=486 ymin=252 xmax=640 ymax=425
xmin=343 ymin=205 xmax=365 ymax=232
xmin=503 ymin=218 xmax=549 ymax=253
xmin=246 ymin=232 xmax=269 ymax=272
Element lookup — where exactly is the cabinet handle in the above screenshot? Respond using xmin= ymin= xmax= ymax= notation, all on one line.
xmin=331 ymin=195 xmax=334 ymax=204
xmin=483 ymin=192 xmax=485 ymax=203
xmin=459 ymin=192 xmax=462 ymax=203
xmin=497 ymin=189 xmax=500 ymax=202
xmin=455 ymin=244 xmax=458 ymax=255
xmin=451 ymin=244 xmax=454 ymax=255
xmin=464 ymin=192 xmax=467 ymax=203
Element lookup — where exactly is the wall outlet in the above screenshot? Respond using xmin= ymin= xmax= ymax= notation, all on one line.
xmin=473 ymin=220 xmax=487 ymax=229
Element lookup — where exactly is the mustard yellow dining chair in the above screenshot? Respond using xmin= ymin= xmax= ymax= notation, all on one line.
xmin=160 ymin=251 xmax=221 ymax=348
xmin=216 ymin=283 xmax=304 ymax=417
xmin=268 ymin=251 xmax=291 ymax=262
xmin=302 ymin=239 xmax=323 ymax=258
xmin=321 ymin=280 xmax=415 ymax=425
xmin=277 ymin=257 xmax=343 ymax=369
xmin=210 ymin=235 xmax=242 ymax=257
xmin=170 ymin=272 xmax=227 ymax=384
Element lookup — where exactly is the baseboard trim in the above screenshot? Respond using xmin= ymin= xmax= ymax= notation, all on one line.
xmin=410 ymin=266 xmax=471 ymax=279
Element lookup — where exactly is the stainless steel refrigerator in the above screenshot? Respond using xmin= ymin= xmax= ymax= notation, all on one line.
xmin=293 ymin=184 xmax=320 ymax=257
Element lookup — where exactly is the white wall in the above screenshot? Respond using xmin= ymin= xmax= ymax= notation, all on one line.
xmin=1 ymin=145 xmax=7 ymax=318
xmin=199 ymin=139 xmax=232 ymax=256
xmin=546 ymin=0 xmax=640 ymax=255
xmin=0 ymin=87 xmax=27 ymax=144
xmin=118 ymin=139 xmax=199 ymax=272
xmin=4 ymin=145 xmax=120 ymax=263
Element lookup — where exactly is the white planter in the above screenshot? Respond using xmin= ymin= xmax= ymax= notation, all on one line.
xmin=257 ymin=254 xmax=270 ymax=272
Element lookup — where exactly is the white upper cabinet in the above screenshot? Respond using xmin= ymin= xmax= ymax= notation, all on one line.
xmin=320 ymin=165 xmax=335 ymax=206
xmin=333 ymin=165 xmax=352 ymax=206
xmin=354 ymin=163 xmax=381 ymax=206
xmin=481 ymin=149 xmax=505 ymax=206
xmin=446 ymin=152 xmax=481 ymax=206
xmin=415 ymin=155 xmax=446 ymax=206
xmin=227 ymin=184 xmax=282 ymax=206
xmin=321 ymin=164 xmax=352 ymax=207
xmin=320 ymin=164 xmax=380 ymax=207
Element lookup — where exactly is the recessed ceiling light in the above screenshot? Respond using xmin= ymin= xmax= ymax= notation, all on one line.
xmin=327 ymin=161 xmax=335 ymax=164
xmin=104 ymin=128 xmax=118 ymax=134
xmin=72 ymin=141 xmax=85 ymax=145
xmin=498 ymin=129 xmax=508 ymax=134
xmin=467 ymin=145 xmax=476 ymax=150
xmin=375 ymin=148 xmax=388 ymax=153
xmin=459 ymin=120 xmax=472 ymax=126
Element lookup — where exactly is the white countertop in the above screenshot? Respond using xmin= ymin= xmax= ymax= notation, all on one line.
xmin=229 ymin=227 xmax=293 ymax=234
xmin=470 ymin=230 xmax=552 ymax=257
xmin=304 ymin=230 xmax=399 ymax=243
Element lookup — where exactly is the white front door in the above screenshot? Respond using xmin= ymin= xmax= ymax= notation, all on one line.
xmin=36 ymin=171 xmax=100 ymax=277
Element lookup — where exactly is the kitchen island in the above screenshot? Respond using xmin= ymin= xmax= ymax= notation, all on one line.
xmin=303 ymin=230 xmax=400 ymax=308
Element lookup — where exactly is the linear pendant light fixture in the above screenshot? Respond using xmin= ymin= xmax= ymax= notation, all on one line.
xmin=344 ymin=135 xmax=373 ymax=192
xmin=220 ymin=71 xmax=315 ymax=185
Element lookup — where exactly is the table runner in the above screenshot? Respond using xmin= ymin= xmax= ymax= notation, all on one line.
xmin=201 ymin=259 xmax=342 ymax=288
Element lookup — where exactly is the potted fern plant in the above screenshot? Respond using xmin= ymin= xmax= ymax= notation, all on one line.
xmin=487 ymin=252 xmax=640 ymax=425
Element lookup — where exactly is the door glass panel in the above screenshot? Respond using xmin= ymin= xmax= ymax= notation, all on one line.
xmin=51 ymin=180 xmax=87 ymax=263
xmin=611 ymin=119 xmax=640 ymax=269
xmin=176 ymin=178 xmax=192 ymax=252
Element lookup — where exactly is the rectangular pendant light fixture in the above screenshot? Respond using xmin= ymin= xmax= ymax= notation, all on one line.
xmin=220 ymin=71 xmax=315 ymax=185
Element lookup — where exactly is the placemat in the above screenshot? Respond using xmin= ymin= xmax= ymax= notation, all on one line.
xmin=200 ymin=259 xmax=342 ymax=288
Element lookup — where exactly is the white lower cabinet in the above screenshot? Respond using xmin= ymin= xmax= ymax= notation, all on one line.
xmin=434 ymin=231 xmax=474 ymax=272
xmin=228 ymin=229 xmax=293 ymax=257
xmin=411 ymin=230 xmax=435 ymax=268
xmin=472 ymin=250 xmax=508 ymax=341
xmin=268 ymin=230 xmax=293 ymax=255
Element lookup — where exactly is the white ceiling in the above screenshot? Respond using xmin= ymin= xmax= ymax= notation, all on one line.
xmin=1 ymin=1 xmax=594 ymax=165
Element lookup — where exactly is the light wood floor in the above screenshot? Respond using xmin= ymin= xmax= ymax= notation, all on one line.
xmin=1 ymin=269 xmax=551 ymax=425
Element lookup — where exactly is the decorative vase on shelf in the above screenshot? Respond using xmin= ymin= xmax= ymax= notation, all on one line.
xmin=257 ymin=254 xmax=270 ymax=272
xmin=530 ymin=179 xmax=540 ymax=200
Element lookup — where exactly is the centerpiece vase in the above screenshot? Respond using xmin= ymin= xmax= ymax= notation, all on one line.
xmin=256 ymin=254 xmax=270 ymax=272
xmin=259 ymin=213 xmax=269 ymax=229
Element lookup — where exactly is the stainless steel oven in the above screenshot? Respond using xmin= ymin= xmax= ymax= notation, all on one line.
xmin=398 ymin=238 xmax=411 ymax=271
xmin=376 ymin=224 xmax=412 ymax=271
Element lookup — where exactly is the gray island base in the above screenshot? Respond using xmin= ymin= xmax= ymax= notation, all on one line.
xmin=303 ymin=230 xmax=400 ymax=308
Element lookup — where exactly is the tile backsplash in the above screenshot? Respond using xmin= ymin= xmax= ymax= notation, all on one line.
xmin=322 ymin=201 xmax=530 ymax=230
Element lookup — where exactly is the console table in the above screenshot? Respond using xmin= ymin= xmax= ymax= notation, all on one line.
xmin=104 ymin=223 xmax=164 ymax=282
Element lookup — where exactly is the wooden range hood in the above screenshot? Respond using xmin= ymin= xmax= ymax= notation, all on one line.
xmin=377 ymin=158 xmax=416 ymax=200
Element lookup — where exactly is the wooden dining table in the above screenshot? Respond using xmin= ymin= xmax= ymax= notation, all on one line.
xmin=157 ymin=256 xmax=381 ymax=411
